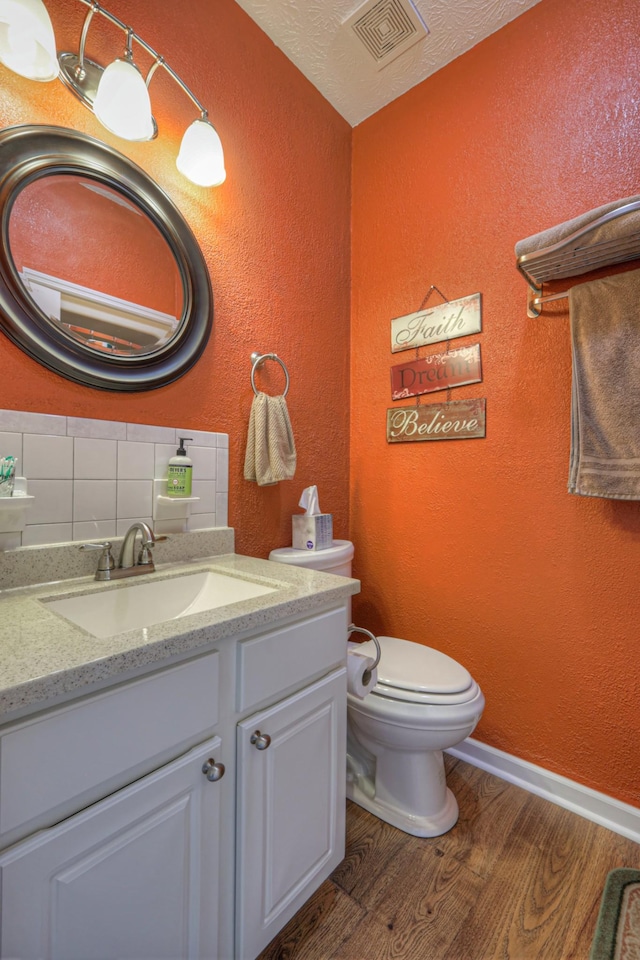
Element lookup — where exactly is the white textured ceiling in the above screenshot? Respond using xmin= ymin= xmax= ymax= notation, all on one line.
xmin=234 ymin=0 xmax=543 ymax=126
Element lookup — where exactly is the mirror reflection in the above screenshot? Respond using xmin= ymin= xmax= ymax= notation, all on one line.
xmin=9 ymin=174 xmax=185 ymax=357
xmin=0 ymin=125 xmax=212 ymax=391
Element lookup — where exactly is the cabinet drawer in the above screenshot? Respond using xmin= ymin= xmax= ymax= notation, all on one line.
xmin=0 ymin=651 xmax=219 ymax=839
xmin=237 ymin=607 xmax=347 ymax=710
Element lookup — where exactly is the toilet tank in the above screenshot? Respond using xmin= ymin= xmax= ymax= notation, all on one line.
xmin=268 ymin=540 xmax=354 ymax=577
xmin=269 ymin=541 xmax=355 ymax=640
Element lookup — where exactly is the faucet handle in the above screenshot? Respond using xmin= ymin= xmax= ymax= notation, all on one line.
xmin=137 ymin=543 xmax=154 ymax=567
xmin=80 ymin=541 xmax=116 ymax=580
xmin=137 ymin=534 xmax=169 ymax=567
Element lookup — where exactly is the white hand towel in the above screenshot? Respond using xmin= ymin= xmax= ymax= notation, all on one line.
xmin=244 ymin=392 xmax=297 ymax=486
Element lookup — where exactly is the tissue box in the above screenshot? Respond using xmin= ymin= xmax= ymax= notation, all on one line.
xmin=292 ymin=514 xmax=333 ymax=550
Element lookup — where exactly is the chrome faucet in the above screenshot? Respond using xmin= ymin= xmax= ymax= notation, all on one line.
xmin=119 ymin=521 xmax=157 ymax=571
xmin=81 ymin=522 xmax=165 ymax=581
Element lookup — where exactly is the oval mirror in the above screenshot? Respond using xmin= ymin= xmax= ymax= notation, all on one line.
xmin=0 ymin=125 xmax=213 ymax=391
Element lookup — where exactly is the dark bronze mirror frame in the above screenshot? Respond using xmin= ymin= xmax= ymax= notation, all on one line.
xmin=0 ymin=124 xmax=213 ymax=391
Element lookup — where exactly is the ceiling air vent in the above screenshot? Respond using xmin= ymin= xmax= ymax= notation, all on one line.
xmin=344 ymin=0 xmax=429 ymax=70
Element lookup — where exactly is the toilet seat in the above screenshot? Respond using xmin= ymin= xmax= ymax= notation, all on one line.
xmin=355 ymin=635 xmax=478 ymax=706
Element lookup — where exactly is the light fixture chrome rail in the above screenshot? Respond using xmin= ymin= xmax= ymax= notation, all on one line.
xmin=0 ymin=0 xmax=226 ymax=187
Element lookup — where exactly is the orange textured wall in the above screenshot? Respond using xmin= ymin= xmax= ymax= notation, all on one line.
xmin=0 ymin=0 xmax=351 ymax=558
xmin=351 ymin=0 xmax=640 ymax=806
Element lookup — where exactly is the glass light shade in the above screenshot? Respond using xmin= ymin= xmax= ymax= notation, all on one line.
xmin=93 ymin=57 xmax=154 ymax=141
xmin=177 ymin=119 xmax=226 ymax=188
xmin=0 ymin=0 xmax=57 ymax=81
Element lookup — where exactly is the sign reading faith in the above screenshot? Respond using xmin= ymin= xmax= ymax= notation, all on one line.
xmin=387 ymin=399 xmax=486 ymax=443
xmin=390 ymin=293 xmax=482 ymax=353
xmin=391 ymin=343 xmax=482 ymax=400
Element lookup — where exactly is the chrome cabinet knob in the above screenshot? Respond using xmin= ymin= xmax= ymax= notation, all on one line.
xmin=202 ymin=758 xmax=225 ymax=781
xmin=250 ymin=730 xmax=271 ymax=750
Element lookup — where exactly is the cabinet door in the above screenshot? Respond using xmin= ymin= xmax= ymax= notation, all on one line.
xmin=0 ymin=736 xmax=224 ymax=960
xmin=236 ymin=668 xmax=346 ymax=960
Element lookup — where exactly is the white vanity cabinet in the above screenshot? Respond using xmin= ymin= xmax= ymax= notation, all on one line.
xmin=0 ymin=653 xmax=226 ymax=960
xmin=0 ymin=601 xmax=349 ymax=960
xmin=236 ymin=669 xmax=346 ymax=960
xmin=0 ymin=737 xmax=223 ymax=960
xmin=234 ymin=606 xmax=347 ymax=960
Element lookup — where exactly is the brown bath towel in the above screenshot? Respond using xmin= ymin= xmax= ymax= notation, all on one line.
xmin=515 ymin=194 xmax=640 ymax=270
xmin=569 ymin=268 xmax=640 ymax=499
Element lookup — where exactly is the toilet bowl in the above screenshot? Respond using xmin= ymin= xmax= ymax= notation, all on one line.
xmin=268 ymin=541 xmax=484 ymax=838
xmin=346 ymin=634 xmax=484 ymax=836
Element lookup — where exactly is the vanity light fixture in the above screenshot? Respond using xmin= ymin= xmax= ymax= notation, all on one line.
xmin=176 ymin=118 xmax=225 ymax=189
xmin=92 ymin=27 xmax=154 ymax=142
xmin=0 ymin=0 xmax=226 ymax=186
xmin=0 ymin=0 xmax=57 ymax=80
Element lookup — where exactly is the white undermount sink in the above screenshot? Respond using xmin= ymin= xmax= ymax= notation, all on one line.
xmin=42 ymin=570 xmax=277 ymax=639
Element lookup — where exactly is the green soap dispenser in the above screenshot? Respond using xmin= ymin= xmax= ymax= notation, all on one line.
xmin=166 ymin=438 xmax=193 ymax=497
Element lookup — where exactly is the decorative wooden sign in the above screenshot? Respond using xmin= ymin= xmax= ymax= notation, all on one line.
xmin=390 ymin=293 xmax=482 ymax=354
xmin=387 ymin=399 xmax=486 ymax=443
xmin=391 ymin=343 xmax=482 ymax=400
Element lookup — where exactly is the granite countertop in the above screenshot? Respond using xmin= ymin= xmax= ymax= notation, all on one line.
xmin=0 ymin=551 xmax=360 ymax=724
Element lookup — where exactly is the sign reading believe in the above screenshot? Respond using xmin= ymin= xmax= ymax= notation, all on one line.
xmin=390 ymin=293 xmax=482 ymax=353
xmin=387 ymin=399 xmax=486 ymax=443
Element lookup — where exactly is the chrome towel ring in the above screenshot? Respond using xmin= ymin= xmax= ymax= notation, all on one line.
xmin=250 ymin=351 xmax=290 ymax=397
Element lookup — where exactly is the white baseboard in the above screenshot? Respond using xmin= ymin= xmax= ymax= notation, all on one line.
xmin=447 ymin=737 xmax=640 ymax=844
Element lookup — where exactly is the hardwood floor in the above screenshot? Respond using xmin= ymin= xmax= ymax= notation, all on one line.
xmin=257 ymin=755 xmax=640 ymax=960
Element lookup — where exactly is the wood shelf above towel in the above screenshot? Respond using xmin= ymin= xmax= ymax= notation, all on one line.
xmin=516 ymin=198 xmax=640 ymax=317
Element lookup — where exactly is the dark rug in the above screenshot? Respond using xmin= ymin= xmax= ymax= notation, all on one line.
xmin=590 ymin=868 xmax=640 ymax=959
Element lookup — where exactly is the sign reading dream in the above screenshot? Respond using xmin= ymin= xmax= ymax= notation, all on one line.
xmin=391 ymin=343 xmax=481 ymax=400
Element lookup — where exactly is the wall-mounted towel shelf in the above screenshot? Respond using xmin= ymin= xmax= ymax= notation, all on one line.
xmin=516 ymin=198 xmax=640 ymax=318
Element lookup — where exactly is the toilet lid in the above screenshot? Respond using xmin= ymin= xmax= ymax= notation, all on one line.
xmin=268 ymin=540 xmax=353 ymax=570
xmin=358 ymin=635 xmax=472 ymax=696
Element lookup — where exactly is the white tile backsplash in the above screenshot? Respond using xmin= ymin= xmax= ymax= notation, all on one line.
xmin=126 ymin=423 xmax=176 ymax=443
xmin=191 ymin=480 xmax=217 ymax=514
xmin=117 ymin=480 xmax=153 ymax=520
xmin=0 ymin=432 xmax=22 ymax=466
xmin=74 ymin=438 xmax=117 ymax=480
xmin=117 ymin=441 xmax=155 ymax=480
xmin=190 ymin=446 xmax=217 ymax=479
xmin=217 ymin=448 xmax=229 ymax=493
xmin=154 ymin=443 xmax=178 ymax=481
xmin=189 ymin=512 xmax=217 ymax=531
xmin=22 ymin=522 xmax=73 ymax=546
xmin=23 ymin=434 xmax=74 ymax=479
xmin=67 ymin=417 xmax=126 ymax=440
xmin=116 ymin=517 xmax=153 ymax=537
xmin=216 ymin=492 xmax=229 ymax=527
xmin=0 ymin=411 xmax=67 ymax=435
xmin=174 ymin=428 xmax=218 ymax=448
xmin=73 ymin=520 xmax=117 ymax=542
xmin=0 ymin=410 xmax=229 ymax=548
xmin=73 ymin=480 xmax=117 ymax=522
xmin=28 ymin=480 xmax=73 ymax=524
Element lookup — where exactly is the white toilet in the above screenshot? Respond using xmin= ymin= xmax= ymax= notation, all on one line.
xmin=269 ymin=540 xmax=485 ymax=838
